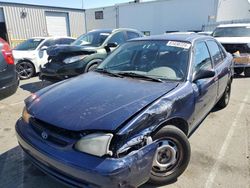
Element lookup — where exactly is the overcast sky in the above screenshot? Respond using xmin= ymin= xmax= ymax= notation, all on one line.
xmin=0 ymin=0 xmax=152 ymax=9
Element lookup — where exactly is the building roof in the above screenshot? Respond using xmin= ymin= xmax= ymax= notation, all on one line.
xmin=0 ymin=1 xmax=84 ymax=11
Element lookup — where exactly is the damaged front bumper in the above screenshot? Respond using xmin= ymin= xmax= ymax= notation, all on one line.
xmin=39 ymin=61 xmax=87 ymax=82
xmin=15 ymin=119 xmax=157 ymax=188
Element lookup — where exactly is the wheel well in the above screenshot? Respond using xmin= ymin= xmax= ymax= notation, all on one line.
xmin=85 ymin=59 xmax=102 ymax=72
xmin=154 ymin=118 xmax=189 ymax=136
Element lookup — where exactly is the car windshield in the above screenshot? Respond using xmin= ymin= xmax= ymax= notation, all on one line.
xmin=72 ymin=31 xmax=111 ymax=47
xmin=14 ymin=38 xmax=44 ymax=50
xmin=212 ymin=26 xmax=250 ymax=37
xmin=97 ymin=40 xmax=190 ymax=81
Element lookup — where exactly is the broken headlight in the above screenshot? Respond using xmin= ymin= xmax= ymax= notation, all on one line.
xmin=75 ymin=133 xmax=113 ymax=157
xmin=63 ymin=55 xmax=87 ymax=64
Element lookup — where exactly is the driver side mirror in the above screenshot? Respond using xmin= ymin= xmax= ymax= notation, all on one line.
xmin=104 ymin=43 xmax=118 ymax=53
xmin=40 ymin=46 xmax=48 ymax=51
xmin=193 ymin=69 xmax=215 ymax=82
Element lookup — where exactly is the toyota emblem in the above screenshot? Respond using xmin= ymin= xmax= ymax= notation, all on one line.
xmin=41 ymin=131 xmax=48 ymax=140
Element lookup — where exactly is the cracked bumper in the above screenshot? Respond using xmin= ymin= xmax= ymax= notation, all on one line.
xmin=15 ymin=119 xmax=157 ymax=188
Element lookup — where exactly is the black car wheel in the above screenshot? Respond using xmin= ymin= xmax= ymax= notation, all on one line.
xmin=149 ymin=126 xmax=190 ymax=185
xmin=244 ymin=68 xmax=250 ymax=77
xmin=87 ymin=64 xmax=98 ymax=72
xmin=216 ymin=82 xmax=231 ymax=108
xmin=234 ymin=68 xmax=244 ymax=75
xmin=16 ymin=61 xmax=35 ymax=79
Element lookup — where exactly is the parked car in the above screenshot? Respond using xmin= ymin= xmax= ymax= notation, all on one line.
xmin=39 ymin=28 xmax=143 ymax=82
xmin=0 ymin=38 xmax=19 ymax=100
xmin=213 ymin=23 xmax=250 ymax=76
xmin=16 ymin=34 xmax=233 ymax=187
xmin=13 ymin=36 xmax=75 ymax=79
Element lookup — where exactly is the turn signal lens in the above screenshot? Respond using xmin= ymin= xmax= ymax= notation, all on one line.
xmin=22 ymin=107 xmax=31 ymax=124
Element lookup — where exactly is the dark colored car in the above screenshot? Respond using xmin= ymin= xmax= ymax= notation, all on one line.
xmin=16 ymin=34 xmax=233 ymax=187
xmin=0 ymin=38 xmax=19 ymax=100
xmin=39 ymin=28 xmax=143 ymax=82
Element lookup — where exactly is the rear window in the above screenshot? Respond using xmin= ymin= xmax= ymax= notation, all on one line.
xmin=15 ymin=38 xmax=44 ymax=50
xmin=213 ymin=26 xmax=250 ymax=37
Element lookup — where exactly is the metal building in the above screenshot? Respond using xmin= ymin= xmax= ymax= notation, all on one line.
xmin=85 ymin=0 xmax=218 ymax=35
xmin=85 ymin=0 xmax=250 ymax=35
xmin=0 ymin=2 xmax=85 ymax=46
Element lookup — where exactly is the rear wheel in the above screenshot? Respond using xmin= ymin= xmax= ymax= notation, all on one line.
xmin=16 ymin=61 xmax=35 ymax=79
xmin=216 ymin=82 xmax=231 ymax=108
xmin=149 ymin=126 xmax=190 ymax=185
xmin=244 ymin=68 xmax=250 ymax=77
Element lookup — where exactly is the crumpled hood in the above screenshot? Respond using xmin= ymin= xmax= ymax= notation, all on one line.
xmin=27 ymin=72 xmax=178 ymax=132
xmin=47 ymin=45 xmax=97 ymax=57
xmin=215 ymin=37 xmax=250 ymax=44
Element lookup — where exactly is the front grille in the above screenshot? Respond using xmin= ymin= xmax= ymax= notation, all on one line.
xmin=30 ymin=118 xmax=81 ymax=146
xmin=222 ymin=43 xmax=250 ymax=54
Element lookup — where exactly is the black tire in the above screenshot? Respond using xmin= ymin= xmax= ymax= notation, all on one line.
xmin=87 ymin=64 xmax=98 ymax=72
xmin=16 ymin=61 xmax=35 ymax=79
xmin=149 ymin=125 xmax=191 ymax=185
xmin=216 ymin=82 xmax=231 ymax=108
xmin=234 ymin=68 xmax=244 ymax=75
xmin=244 ymin=68 xmax=250 ymax=77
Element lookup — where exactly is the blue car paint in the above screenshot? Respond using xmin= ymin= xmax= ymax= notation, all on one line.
xmin=26 ymin=71 xmax=178 ymax=132
xmin=16 ymin=119 xmax=157 ymax=188
xmin=16 ymin=34 xmax=233 ymax=187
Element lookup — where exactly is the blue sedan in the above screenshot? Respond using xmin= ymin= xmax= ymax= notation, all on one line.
xmin=16 ymin=34 xmax=233 ymax=187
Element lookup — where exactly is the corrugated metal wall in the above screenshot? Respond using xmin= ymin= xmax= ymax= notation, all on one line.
xmin=0 ymin=3 xmax=85 ymax=46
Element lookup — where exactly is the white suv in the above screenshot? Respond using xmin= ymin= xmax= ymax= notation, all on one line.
xmin=213 ymin=23 xmax=250 ymax=76
xmin=13 ymin=36 xmax=75 ymax=79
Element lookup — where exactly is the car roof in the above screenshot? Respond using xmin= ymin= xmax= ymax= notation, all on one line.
xmin=31 ymin=36 xmax=75 ymax=40
xmin=131 ymin=33 xmax=213 ymax=43
xmin=89 ymin=29 xmax=113 ymax=33
xmin=217 ymin=23 xmax=250 ymax=28
xmin=89 ymin=28 xmax=142 ymax=34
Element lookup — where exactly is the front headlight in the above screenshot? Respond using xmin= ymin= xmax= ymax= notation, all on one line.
xmin=22 ymin=107 xmax=31 ymax=124
xmin=75 ymin=133 xmax=113 ymax=157
xmin=63 ymin=55 xmax=87 ymax=64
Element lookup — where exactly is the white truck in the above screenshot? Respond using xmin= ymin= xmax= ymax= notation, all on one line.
xmin=213 ymin=23 xmax=250 ymax=77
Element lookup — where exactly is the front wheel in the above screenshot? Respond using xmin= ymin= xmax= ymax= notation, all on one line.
xmin=16 ymin=61 xmax=35 ymax=79
xmin=149 ymin=126 xmax=191 ymax=185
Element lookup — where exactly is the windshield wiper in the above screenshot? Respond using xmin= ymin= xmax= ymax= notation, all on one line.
xmin=95 ymin=68 xmax=123 ymax=78
xmin=117 ymin=72 xmax=163 ymax=82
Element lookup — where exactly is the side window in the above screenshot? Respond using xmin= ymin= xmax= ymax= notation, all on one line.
xmin=206 ymin=40 xmax=223 ymax=66
xmin=41 ymin=39 xmax=56 ymax=47
xmin=59 ymin=38 xmax=74 ymax=45
xmin=218 ymin=44 xmax=227 ymax=60
xmin=108 ymin=32 xmax=126 ymax=45
xmin=127 ymin=31 xmax=140 ymax=40
xmin=194 ymin=42 xmax=212 ymax=72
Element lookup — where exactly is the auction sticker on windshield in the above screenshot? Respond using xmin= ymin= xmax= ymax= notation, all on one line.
xmin=167 ymin=41 xmax=191 ymax=49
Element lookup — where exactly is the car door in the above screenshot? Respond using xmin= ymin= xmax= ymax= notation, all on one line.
xmin=192 ymin=41 xmax=218 ymax=127
xmin=206 ymin=40 xmax=229 ymax=100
